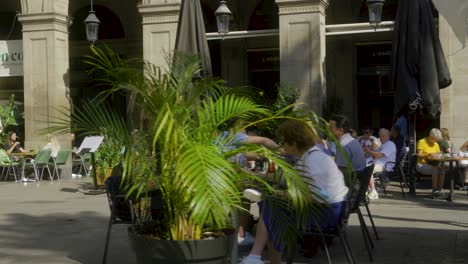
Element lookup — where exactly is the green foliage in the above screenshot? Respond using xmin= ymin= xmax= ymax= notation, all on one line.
xmin=43 ymin=46 xmax=321 ymax=244
xmin=272 ymin=83 xmax=299 ymax=112
xmin=94 ymin=136 xmax=123 ymax=169
xmin=257 ymin=83 xmax=300 ymax=139
xmin=0 ymin=94 xmax=19 ymax=142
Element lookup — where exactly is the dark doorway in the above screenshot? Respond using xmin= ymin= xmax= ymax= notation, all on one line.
xmin=356 ymin=43 xmax=394 ymax=131
xmin=248 ymin=49 xmax=280 ymax=105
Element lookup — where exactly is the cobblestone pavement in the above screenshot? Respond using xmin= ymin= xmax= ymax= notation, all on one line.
xmin=0 ymin=179 xmax=467 ymax=264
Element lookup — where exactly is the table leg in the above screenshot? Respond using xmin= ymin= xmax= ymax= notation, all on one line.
xmin=229 ymin=208 xmax=238 ymax=264
xmin=448 ymin=161 xmax=454 ymax=202
xmin=409 ymin=167 xmax=416 ymax=195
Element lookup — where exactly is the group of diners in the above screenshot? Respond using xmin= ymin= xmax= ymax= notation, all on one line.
xmin=2 ymin=131 xmax=66 ymax=182
xmin=240 ymin=114 xmax=402 ymax=264
xmin=415 ymin=128 xmax=468 ymax=198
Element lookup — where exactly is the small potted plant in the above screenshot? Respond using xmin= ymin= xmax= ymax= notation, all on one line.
xmin=94 ymin=136 xmax=122 ymax=185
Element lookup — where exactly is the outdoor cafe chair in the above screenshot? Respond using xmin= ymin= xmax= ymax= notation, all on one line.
xmin=22 ymin=148 xmax=52 ymax=181
xmin=50 ymin=149 xmax=71 ymax=180
xmin=0 ymin=149 xmax=20 ymax=182
xmin=374 ymin=145 xmax=409 ymax=197
xmin=353 ymin=164 xmax=377 ymax=261
xmin=73 ymin=151 xmax=91 ymax=177
xmin=103 ymin=174 xmax=135 ymax=264
xmin=286 ymin=165 xmax=375 ymax=264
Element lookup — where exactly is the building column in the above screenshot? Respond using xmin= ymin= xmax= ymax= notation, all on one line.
xmin=138 ymin=0 xmax=180 ymax=71
xmin=275 ymin=0 xmax=328 ymax=115
xmin=18 ymin=0 xmax=71 ymax=150
xmin=439 ymin=15 xmax=468 ymax=148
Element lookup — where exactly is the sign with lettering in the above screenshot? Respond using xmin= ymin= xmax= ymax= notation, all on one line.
xmin=0 ymin=40 xmax=23 ymax=77
xmin=356 ymin=43 xmax=392 ymax=67
xmin=248 ymin=49 xmax=280 ymax=71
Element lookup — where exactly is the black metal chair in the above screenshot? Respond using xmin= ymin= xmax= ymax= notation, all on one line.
xmin=353 ymin=164 xmax=377 ymax=262
xmin=102 ymin=174 xmax=135 ymax=264
xmin=374 ymin=146 xmax=409 ymax=197
xmin=286 ymin=165 xmax=375 ymax=264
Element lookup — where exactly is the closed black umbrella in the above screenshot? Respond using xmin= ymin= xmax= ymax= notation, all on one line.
xmin=391 ymin=0 xmax=451 ymax=118
xmin=175 ymin=0 xmax=212 ymax=77
xmin=391 ymin=0 xmax=452 ymax=194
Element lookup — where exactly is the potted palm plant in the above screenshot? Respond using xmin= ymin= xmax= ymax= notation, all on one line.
xmin=49 ymin=46 xmax=319 ymax=263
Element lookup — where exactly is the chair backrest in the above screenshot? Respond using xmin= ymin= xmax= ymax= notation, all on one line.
xmin=348 ymin=164 xmax=374 ymax=215
xmin=105 ymin=175 xmax=133 ymax=223
xmin=35 ymin=149 xmax=52 ymax=165
xmin=0 ymin=149 xmax=12 ymax=165
xmin=395 ymin=145 xmax=408 ymax=169
xmin=54 ymin=149 xmax=71 ymax=164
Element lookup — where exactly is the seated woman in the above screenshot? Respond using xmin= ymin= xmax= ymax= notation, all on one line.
xmin=437 ymin=128 xmax=451 ymax=154
xmin=4 ymin=131 xmax=28 ymax=154
xmin=42 ymin=134 xmax=61 ymax=157
xmin=241 ymin=120 xmax=349 ymax=264
xmin=416 ymin=128 xmax=444 ymax=198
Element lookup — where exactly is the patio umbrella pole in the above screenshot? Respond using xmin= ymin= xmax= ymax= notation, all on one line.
xmin=85 ymin=151 xmax=105 ymax=195
xmin=408 ymin=111 xmax=416 ymax=194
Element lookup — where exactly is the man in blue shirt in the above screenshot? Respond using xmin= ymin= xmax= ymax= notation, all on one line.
xmin=329 ymin=115 xmax=366 ymax=173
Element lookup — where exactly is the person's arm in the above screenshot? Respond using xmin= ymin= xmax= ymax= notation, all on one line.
xmin=18 ymin=146 xmax=28 ymax=153
xmin=368 ymin=150 xmax=385 ymax=159
xmin=244 ymin=136 xmax=279 ymax=149
xmin=6 ymin=142 xmax=19 ymax=154
xmin=245 ymin=152 xmax=260 ymax=160
xmin=416 ymin=149 xmax=432 ymax=158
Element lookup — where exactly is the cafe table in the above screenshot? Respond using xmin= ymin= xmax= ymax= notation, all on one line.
xmin=427 ymin=154 xmax=468 ymax=201
xmin=8 ymin=151 xmax=37 ymax=182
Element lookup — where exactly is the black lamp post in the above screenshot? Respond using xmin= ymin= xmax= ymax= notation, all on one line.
xmin=366 ymin=0 xmax=385 ymax=30
xmin=214 ymin=0 xmax=232 ymax=39
xmin=84 ymin=0 xmax=100 ymax=46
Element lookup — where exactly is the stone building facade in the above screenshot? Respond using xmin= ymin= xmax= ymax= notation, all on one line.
xmin=0 ymin=0 xmax=466 ymax=151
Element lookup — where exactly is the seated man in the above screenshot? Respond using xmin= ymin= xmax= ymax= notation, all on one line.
xmin=329 ymin=115 xmax=366 ymax=177
xmin=364 ymin=128 xmax=396 ymax=200
xmin=241 ymin=120 xmax=348 ymax=264
xmin=416 ymin=128 xmax=445 ymax=198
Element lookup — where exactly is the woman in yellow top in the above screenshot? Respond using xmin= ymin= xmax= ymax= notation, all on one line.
xmin=416 ymin=128 xmax=444 ymax=198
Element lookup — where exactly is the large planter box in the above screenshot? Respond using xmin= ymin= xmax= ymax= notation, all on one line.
xmin=128 ymin=226 xmax=235 ymax=264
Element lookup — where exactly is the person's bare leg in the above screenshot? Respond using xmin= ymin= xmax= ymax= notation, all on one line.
xmin=238 ymin=225 xmax=245 ymax=238
xmin=238 ymin=209 xmax=247 ymax=238
xmin=369 ymin=175 xmax=376 ymax=191
xmin=438 ymin=174 xmax=445 ymax=191
xmin=250 ymin=215 xmax=269 ymax=256
xmin=431 ymin=175 xmax=438 ymax=190
xmin=431 ymin=166 xmax=438 ymax=190
xmin=267 ymin=239 xmax=282 ymax=264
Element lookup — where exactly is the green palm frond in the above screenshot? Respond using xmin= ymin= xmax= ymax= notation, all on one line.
xmin=38 ymin=101 xmax=129 ymax=146
xmin=76 ymin=46 xmax=322 ymax=243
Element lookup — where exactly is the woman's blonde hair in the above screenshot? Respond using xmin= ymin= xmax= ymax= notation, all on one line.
xmin=441 ymin=128 xmax=450 ymax=140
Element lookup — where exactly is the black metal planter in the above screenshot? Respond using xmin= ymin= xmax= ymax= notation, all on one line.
xmin=128 ymin=226 xmax=235 ymax=264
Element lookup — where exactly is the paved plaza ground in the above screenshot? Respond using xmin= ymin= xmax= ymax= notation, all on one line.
xmin=0 ymin=178 xmax=467 ymax=264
